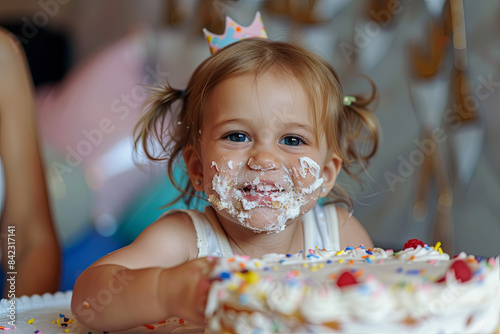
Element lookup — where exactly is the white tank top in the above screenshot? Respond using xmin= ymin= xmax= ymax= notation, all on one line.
xmin=160 ymin=204 xmax=341 ymax=258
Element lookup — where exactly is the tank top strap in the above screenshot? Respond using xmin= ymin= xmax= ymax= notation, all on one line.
xmin=203 ymin=206 xmax=234 ymax=257
xmin=323 ymin=204 xmax=341 ymax=250
xmin=158 ymin=207 xmax=234 ymax=258
xmin=302 ymin=204 xmax=341 ymax=252
xmin=157 ymin=208 xmax=210 ymax=258
xmin=302 ymin=209 xmax=316 ymax=252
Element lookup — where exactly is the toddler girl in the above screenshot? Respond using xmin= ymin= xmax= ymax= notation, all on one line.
xmin=72 ymin=19 xmax=379 ymax=331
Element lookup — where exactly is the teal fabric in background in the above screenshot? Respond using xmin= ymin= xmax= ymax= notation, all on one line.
xmin=116 ymin=166 xmax=207 ymax=245
xmin=59 ymin=166 xmax=207 ymax=292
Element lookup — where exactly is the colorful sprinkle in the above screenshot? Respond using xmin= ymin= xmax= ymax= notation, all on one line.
xmin=28 ymin=319 xmax=34 ymax=325
xmin=336 ymin=250 xmax=344 ymax=256
xmin=353 ymin=269 xmax=364 ymax=278
xmin=143 ymin=324 xmax=155 ymax=330
xmin=220 ymin=271 xmax=231 ymax=280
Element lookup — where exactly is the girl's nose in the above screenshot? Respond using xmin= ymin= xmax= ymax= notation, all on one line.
xmin=247 ymin=151 xmax=282 ymax=171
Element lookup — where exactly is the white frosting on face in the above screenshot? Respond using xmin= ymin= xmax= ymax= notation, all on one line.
xmin=207 ymin=157 xmax=324 ymax=233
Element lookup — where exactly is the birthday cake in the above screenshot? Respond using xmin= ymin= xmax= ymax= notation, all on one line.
xmin=205 ymin=239 xmax=500 ymax=334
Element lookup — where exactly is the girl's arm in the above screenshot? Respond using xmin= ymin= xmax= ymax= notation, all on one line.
xmin=0 ymin=27 xmax=60 ymax=296
xmin=71 ymin=212 xmax=211 ymax=331
xmin=337 ymin=207 xmax=374 ymax=249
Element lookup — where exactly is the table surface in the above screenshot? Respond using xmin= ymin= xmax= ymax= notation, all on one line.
xmin=0 ymin=291 xmax=205 ymax=333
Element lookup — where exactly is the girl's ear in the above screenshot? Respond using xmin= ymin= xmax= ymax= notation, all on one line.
xmin=183 ymin=144 xmax=204 ymax=191
xmin=320 ymin=153 xmax=342 ymax=198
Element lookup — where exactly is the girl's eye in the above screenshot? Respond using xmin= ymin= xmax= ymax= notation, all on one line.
xmin=280 ymin=136 xmax=305 ymax=146
xmin=225 ymin=133 xmax=249 ymax=142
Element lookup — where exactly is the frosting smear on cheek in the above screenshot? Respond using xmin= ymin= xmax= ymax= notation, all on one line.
xmin=208 ymin=157 xmax=323 ymax=234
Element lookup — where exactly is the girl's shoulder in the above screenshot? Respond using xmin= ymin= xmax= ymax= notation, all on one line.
xmin=140 ymin=210 xmax=200 ymax=258
xmin=335 ymin=206 xmax=374 ymax=249
xmin=93 ymin=210 xmax=200 ymax=270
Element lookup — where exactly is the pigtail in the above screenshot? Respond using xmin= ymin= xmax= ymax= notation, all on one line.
xmin=133 ymin=84 xmax=184 ymax=161
xmin=329 ymin=78 xmax=380 ymax=209
xmin=134 ymin=84 xmax=199 ymax=206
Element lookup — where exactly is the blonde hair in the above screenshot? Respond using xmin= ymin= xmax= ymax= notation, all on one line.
xmin=134 ymin=38 xmax=379 ymax=209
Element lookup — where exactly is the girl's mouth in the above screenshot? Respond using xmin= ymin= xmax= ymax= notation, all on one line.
xmin=239 ymin=182 xmax=284 ymax=205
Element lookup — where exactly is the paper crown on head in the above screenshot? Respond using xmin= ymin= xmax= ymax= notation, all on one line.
xmin=203 ymin=12 xmax=268 ymax=55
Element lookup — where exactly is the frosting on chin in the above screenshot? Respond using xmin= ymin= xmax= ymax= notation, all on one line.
xmin=208 ymin=157 xmax=323 ymax=234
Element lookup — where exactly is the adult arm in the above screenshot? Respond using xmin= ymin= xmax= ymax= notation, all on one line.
xmin=0 ymin=27 xmax=60 ymax=297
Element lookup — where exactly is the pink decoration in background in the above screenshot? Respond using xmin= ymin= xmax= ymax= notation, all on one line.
xmin=36 ymin=31 xmax=165 ymax=242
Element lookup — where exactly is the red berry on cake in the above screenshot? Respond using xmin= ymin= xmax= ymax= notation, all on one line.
xmin=403 ymin=238 xmax=425 ymax=250
xmin=437 ymin=259 xmax=473 ymax=283
xmin=336 ymin=271 xmax=358 ymax=288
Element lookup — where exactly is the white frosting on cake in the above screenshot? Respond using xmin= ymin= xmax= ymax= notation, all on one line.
xmin=206 ymin=244 xmax=500 ymax=334
xmin=395 ymin=245 xmax=450 ymax=261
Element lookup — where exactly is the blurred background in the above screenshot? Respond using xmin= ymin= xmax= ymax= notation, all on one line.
xmin=0 ymin=0 xmax=498 ymax=292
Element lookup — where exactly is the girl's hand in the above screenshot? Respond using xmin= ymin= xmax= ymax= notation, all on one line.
xmin=162 ymin=257 xmax=218 ymax=324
